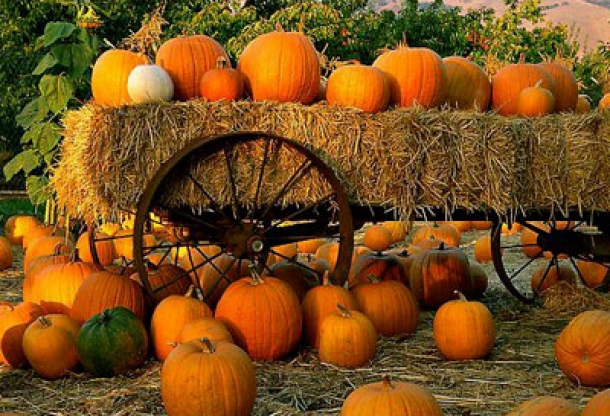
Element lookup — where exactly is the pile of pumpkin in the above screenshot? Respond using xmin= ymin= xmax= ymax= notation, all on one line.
xmin=3 ymin=214 xmax=610 ymax=415
xmin=90 ymin=27 xmax=608 ymax=117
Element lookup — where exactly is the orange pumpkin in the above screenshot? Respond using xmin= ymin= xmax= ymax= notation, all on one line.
xmin=599 ymin=93 xmax=610 ymax=110
xmin=91 ymin=49 xmax=149 ymax=106
xmin=76 ymin=231 xmax=115 ymax=266
xmin=215 ymin=272 xmax=302 ymax=360
xmin=411 ymin=222 xmax=460 ymax=247
xmin=156 ymin=35 xmax=228 ymax=101
xmin=200 ymin=56 xmax=244 ymax=102
xmin=517 ymin=81 xmax=555 ymax=117
xmin=576 ymin=94 xmax=592 ymax=113
xmin=382 ymin=221 xmax=409 ymax=244
xmin=268 ymin=259 xmax=319 ymax=301
xmin=326 ymin=63 xmax=389 ymax=113
xmin=161 ymin=339 xmax=256 ymax=416
xmin=443 ymin=56 xmax=491 ymax=111
xmin=150 ymin=286 xmax=213 ymax=361
xmin=505 ymin=396 xmax=580 ymax=416
xmin=112 ymin=229 xmax=155 ymax=261
xmin=23 ymin=235 xmax=73 ymax=273
xmin=22 ymin=224 xmax=54 ymax=250
xmin=473 ymin=235 xmax=494 ymax=263
xmin=537 ymin=62 xmax=578 ymax=112
xmin=575 ymin=260 xmax=609 ymax=289
xmin=341 ymin=376 xmax=443 ymax=416
xmin=373 ymin=44 xmax=447 ymax=108
xmin=22 ymin=314 xmax=81 ymax=379
xmin=131 ymin=263 xmax=192 ymax=305
xmin=349 ymin=252 xmax=407 ymax=287
xmin=491 ymin=62 xmax=555 ymax=116
xmin=0 ymin=302 xmax=44 ymax=367
xmin=23 ymin=245 xmax=72 ymax=297
xmin=470 ymin=221 xmax=493 ymax=230
xmin=0 ymin=236 xmax=12 ymax=270
xmin=555 ymin=310 xmax=610 ymax=387
xmin=318 ymin=304 xmax=377 ymax=368
xmin=433 ymin=291 xmax=495 ymax=360
xmin=520 ymin=222 xmax=547 ymax=258
xmin=530 ymin=262 xmax=576 ymax=293
xmin=362 ymin=224 xmax=393 ymax=252
xmin=582 ymin=388 xmax=610 ymax=416
xmin=238 ymin=30 xmax=320 ymax=104
xmin=4 ymin=214 xmax=40 ymax=246
xmin=197 ymin=254 xmax=251 ymax=307
xmin=301 ymin=272 xmax=360 ymax=349
xmin=178 ymin=317 xmax=234 ymax=344
xmin=296 ymin=238 xmax=328 ymax=254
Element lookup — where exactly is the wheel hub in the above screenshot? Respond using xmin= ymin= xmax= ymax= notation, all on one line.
xmin=224 ymin=223 xmax=267 ymax=258
xmin=536 ymin=228 xmax=583 ymax=257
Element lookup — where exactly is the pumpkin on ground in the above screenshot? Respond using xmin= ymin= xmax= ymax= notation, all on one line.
xmin=505 ymin=396 xmax=580 ymax=416
xmin=178 ymin=317 xmax=234 ymax=344
xmin=469 ymin=261 xmax=489 ymax=297
xmin=200 ymin=56 xmax=244 ymax=102
xmin=23 ymin=236 xmax=73 ymax=273
xmin=76 ymin=231 xmax=115 ymax=267
xmin=341 ymin=375 xmax=443 ymax=416
xmin=318 ymin=304 xmax=377 ymax=368
xmin=77 ymin=306 xmax=149 ymax=377
xmin=155 ymin=35 xmax=228 ymax=101
xmin=326 ymin=62 xmax=390 ymax=113
xmin=127 ymin=64 xmax=174 ymax=103
xmin=4 ymin=214 xmax=40 ymax=246
xmin=22 ymin=224 xmax=56 ymax=251
xmin=382 ymin=221 xmax=409 ymax=244
xmin=22 ymin=314 xmax=81 ymax=380
xmin=530 ymin=262 xmax=576 ymax=293
xmin=349 ymin=251 xmax=408 ymax=288
xmin=362 ymin=224 xmax=393 ymax=252
xmin=411 ymin=222 xmax=460 ymax=247
xmin=161 ymin=338 xmax=256 ymax=416
xmin=238 ymin=29 xmax=320 ymax=104
xmin=131 ymin=263 xmax=192 ymax=305
xmin=582 ymin=388 xmax=610 ymax=416
xmin=215 ymin=271 xmax=302 ymax=360
xmin=555 ymin=309 xmax=610 ymax=387
xmin=268 ymin=259 xmax=319 ymax=301
xmin=474 ymin=235 xmax=494 ymax=263
xmin=352 ymin=278 xmax=419 ymax=337
xmin=0 ymin=236 xmax=12 ymax=270
xmin=433 ymin=291 xmax=495 ymax=360
xmin=372 ymin=43 xmax=447 ymax=108
xmin=150 ymin=286 xmax=213 ymax=361
xmin=91 ymin=49 xmax=149 ymax=106
xmin=0 ymin=302 xmax=44 ymax=367
xmin=576 ymin=260 xmax=609 ymax=289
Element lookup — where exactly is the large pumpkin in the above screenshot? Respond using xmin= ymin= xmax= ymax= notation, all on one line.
xmin=372 ymin=44 xmax=447 ymax=108
xmin=411 ymin=222 xmax=460 ymax=247
xmin=215 ymin=273 xmax=302 ymax=360
xmin=91 ymin=49 xmax=149 ymax=106
xmin=131 ymin=263 xmax=191 ymax=305
xmin=537 ymin=62 xmax=578 ymax=112
xmin=443 ymin=56 xmax=491 ymax=111
xmin=433 ymin=292 xmax=495 ymax=360
xmin=350 ymin=251 xmax=408 ymax=288
xmin=505 ymin=396 xmax=580 ymax=416
xmin=0 ymin=236 xmax=12 ymax=270
xmin=77 ymin=306 xmax=149 ymax=377
xmin=491 ymin=62 xmax=555 ymax=116
xmin=22 ymin=314 xmax=81 ymax=380
xmin=155 ymin=35 xmax=228 ymax=101
xmin=178 ymin=317 xmax=234 ymax=344
xmin=555 ymin=309 xmax=610 ymax=386
xmin=341 ymin=376 xmax=443 ymax=416
xmin=161 ymin=339 xmax=256 ymax=416
xmin=0 ymin=302 xmax=44 ymax=367
xmin=326 ymin=63 xmax=389 ymax=113
xmin=237 ymin=30 xmax=321 ymax=104
xmin=23 ymin=235 xmax=73 ymax=273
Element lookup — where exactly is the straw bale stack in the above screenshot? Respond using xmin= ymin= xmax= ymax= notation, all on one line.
xmin=52 ymin=101 xmax=610 ymax=222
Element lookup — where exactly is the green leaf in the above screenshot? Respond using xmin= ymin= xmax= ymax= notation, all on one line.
xmin=3 ymin=150 xmax=40 ymax=181
xmin=52 ymin=44 xmax=93 ymax=78
xmin=43 ymin=22 xmax=76 ymax=47
xmin=20 ymin=123 xmax=43 ymax=144
xmin=16 ymin=98 xmax=49 ymax=129
xmin=39 ymin=74 xmax=74 ymax=114
xmin=26 ymin=175 xmax=51 ymax=205
xmin=37 ymin=124 xmax=62 ymax=155
xmin=33 ymin=53 xmax=59 ymax=75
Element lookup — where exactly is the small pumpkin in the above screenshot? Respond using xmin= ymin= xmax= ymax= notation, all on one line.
xmin=411 ymin=222 xmax=460 ymax=247
xmin=22 ymin=314 xmax=81 ymax=380
xmin=0 ymin=302 xmax=44 ymax=367
xmin=23 ymin=236 xmax=73 ymax=273
xmin=161 ymin=338 xmax=256 ymax=416
xmin=127 ymin=64 xmax=174 ymax=103
xmin=362 ymin=224 xmax=393 ymax=252
xmin=517 ymin=80 xmax=555 ymax=117
xmin=473 ymin=235 xmax=494 ymax=263
xmin=582 ymin=388 xmax=610 ymax=416
xmin=382 ymin=221 xmax=409 ymax=244
xmin=575 ymin=260 xmax=609 ymax=289
xmin=341 ymin=375 xmax=443 ymax=416
xmin=318 ymin=304 xmax=377 ymax=368
xmin=505 ymin=396 xmax=580 ymax=416
xmin=77 ymin=306 xmax=149 ymax=377
xmin=433 ymin=291 xmax=495 ymax=360
xmin=200 ymin=56 xmax=244 ymax=102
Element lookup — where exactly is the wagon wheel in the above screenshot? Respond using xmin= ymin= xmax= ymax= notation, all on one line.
xmin=132 ymin=132 xmax=354 ymax=304
xmin=491 ymin=218 xmax=610 ymax=304
xmin=87 ymin=216 xmax=138 ymax=271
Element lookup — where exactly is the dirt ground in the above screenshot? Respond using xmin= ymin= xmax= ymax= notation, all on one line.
xmin=1 ymin=227 xmax=607 ymax=415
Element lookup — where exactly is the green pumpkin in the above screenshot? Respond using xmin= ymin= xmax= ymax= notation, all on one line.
xmin=77 ymin=306 xmax=149 ymax=377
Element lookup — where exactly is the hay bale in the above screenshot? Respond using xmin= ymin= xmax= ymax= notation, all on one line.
xmin=52 ymin=101 xmax=610 ymax=222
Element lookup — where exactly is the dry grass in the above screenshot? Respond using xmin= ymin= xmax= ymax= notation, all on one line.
xmin=2 ymin=228 xmax=609 ymax=415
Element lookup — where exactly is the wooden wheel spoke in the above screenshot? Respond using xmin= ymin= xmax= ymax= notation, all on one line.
xmin=534 ymin=258 xmax=556 ymax=292
xmin=262 ymin=193 xmax=336 ymax=234
xmin=205 ymin=256 xmax=238 ymax=297
xmin=250 ymin=138 xmax=273 ymax=221
xmin=223 ymin=143 xmax=242 ymax=222
xmin=508 ymin=254 xmax=542 ymax=282
xmin=501 ymin=242 xmax=541 ymax=250
xmin=158 ymin=203 xmax=222 ymax=232
xmin=152 ymin=272 xmax=190 ymax=294
xmin=187 ymin=172 xmax=237 ymax=225
xmin=520 ymin=221 xmax=550 ymax=235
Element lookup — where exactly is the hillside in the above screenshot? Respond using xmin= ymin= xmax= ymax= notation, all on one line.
xmin=372 ymin=0 xmax=610 ymax=53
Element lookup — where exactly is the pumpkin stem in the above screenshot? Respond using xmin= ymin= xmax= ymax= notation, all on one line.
xmin=216 ymin=56 xmax=228 ymax=70
xmin=534 ymin=79 xmax=544 ymax=88
xmin=322 ymin=270 xmax=331 ymax=286
xmin=37 ymin=315 xmax=52 ymax=328
xmin=52 ymin=243 xmax=65 ymax=256
xmin=336 ymin=303 xmax=352 ymax=318
xmin=71 ymin=248 xmax=82 ymax=263
xmin=200 ymin=337 xmax=216 ymax=353
xmin=366 ymin=274 xmax=380 ymax=284
xmin=184 ymin=285 xmax=196 ymax=298
xmin=454 ymin=290 xmax=468 ymax=301
xmin=381 ymin=374 xmax=393 ymax=389
xmin=248 ymin=264 xmax=264 ymax=285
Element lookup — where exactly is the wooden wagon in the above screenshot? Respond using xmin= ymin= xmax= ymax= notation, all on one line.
xmin=53 ymin=100 xmax=610 ymax=305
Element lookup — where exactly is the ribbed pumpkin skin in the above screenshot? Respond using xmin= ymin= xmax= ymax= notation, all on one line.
xmin=505 ymin=396 xmax=580 ymax=416
xmin=326 ymin=64 xmax=389 ymax=113
xmin=0 ymin=236 xmax=12 ymax=270
xmin=433 ymin=294 xmax=495 ymax=360
xmin=23 ymin=236 xmax=73 ymax=273
xmin=373 ymin=45 xmax=447 ymax=108
xmin=77 ymin=307 xmax=149 ymax=377
xmin=302 ymin=279 xmax=360 ymax=349
xmin=156 ymin=35 xmax=228 ymax=101
xmin=200 ymin=58 xmax=244 ymax=102
xmin=91 ymin=49 xmax=149 ymax=106
xmin=555 ymin=310 xmax=610 ymax=387
xmin=576 ymin=94 xmax=592 ymax=113
xmin=178 ymin=317 xmax=234 ymax=344
xmin=0 ymin=302 xmax=44 ymax=367
xmin=538 ymin=62 xmax=578 ymax=112
xmin=352 ymin=280 xmax=419 ymax=337
xmin=531 ymin=262 xmax=576 ymax=293
xmin=491 ymin=63 xmax=555 ymax=115
xmin=351 ymin=252 xmax=407 ymax=287
xmin=161 ymin=339 xmax=256 ymax=416
xmin=76 ymin=231 xmax=115 ymax=266
xmin=341 ymin=378 xmax=443 ymax=416
xmin=238 ymin=31 xmax=321 ymax=104
xmin=70 ymin=270 xmax=147 ymax=324
xmin=4 ymin=214 xmax=40 ymax=246
xmin=215 ymin=276 xmax=302 ymax=360
xmin=443 ymin=56 xmax=491 ymax=111
xmin=319 ymin=308 xmax=377 ymax=368
xmin=517 ymin=84 xmax=555 ymax=117
xmin=22 ymin=314 xmax=81 ymax=380
xmin=575 ymin=260 xmax=609 ymax=288
xmin=150 ymin=289 xmax=213 ymax=361
xmin=411 ymin=223 xmax=460 ymax=247
xmin=583 ymin=388 xmax=610 ymax=416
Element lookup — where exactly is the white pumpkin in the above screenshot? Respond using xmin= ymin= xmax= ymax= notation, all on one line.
xmin=127 ymin=64 xmax=174 ymax=103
